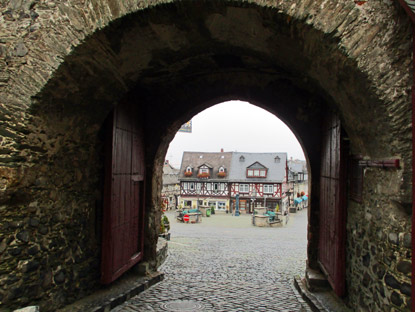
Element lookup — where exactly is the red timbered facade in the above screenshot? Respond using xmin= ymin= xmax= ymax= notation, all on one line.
xmin=230 ymin=183 xmax=282 ymax=198
xmin=228 ymin=153 xmax=288 ymax=213
xmin=178 ymin=151 xmax=288 ymax=213
xmin=181 ymin=181 xmax=229 ymax=197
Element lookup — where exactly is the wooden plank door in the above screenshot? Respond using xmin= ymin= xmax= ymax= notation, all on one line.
xmin=318 ymin=112 xmax=347 ymax=297
xmin=101 ymin=101 xmax=145 ymax=284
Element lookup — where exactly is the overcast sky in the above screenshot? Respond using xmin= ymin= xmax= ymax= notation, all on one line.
xmin=165 ymin=101 xmax=305 ymax=168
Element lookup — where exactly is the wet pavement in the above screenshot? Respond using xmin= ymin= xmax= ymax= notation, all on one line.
xmin=112 ymin=209 xmax=312 ymax=312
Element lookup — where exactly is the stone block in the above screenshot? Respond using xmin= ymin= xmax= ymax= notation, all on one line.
xmin=13 ymin=306 xmax=39 ymax=312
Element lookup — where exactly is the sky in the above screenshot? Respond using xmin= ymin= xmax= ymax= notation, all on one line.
xmin=165 ymin=101 xmax=305 ymax=168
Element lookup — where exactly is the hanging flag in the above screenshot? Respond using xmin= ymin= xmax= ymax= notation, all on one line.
xmin=178 ymin=120 xmax=192 ymax=133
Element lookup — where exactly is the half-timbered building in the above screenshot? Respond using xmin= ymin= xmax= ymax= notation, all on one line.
xmin=228 ymin=152 xmax=288 ymax=214
xmin=178 ymin=151 xmax=232 ymax=211
xmin=161 ymin=160 xmax=180 ymax=210
xmin=287 ymin=158 xmax=308 ymax=200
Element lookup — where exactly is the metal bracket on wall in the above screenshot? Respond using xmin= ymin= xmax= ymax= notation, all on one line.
xmin=358 ymin=159 xmax=400 ymax=169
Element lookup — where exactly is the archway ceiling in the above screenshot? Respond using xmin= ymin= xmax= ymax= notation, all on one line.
xmin=33 ymin=1 xmax=410 ymax=158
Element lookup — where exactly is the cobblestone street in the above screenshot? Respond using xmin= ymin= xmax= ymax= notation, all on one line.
xmin=112 ymin=209 xmax=311 ymax=311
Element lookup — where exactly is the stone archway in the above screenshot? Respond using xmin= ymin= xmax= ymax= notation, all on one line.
xmin=0 ymin=1 xmax=412 ymax=311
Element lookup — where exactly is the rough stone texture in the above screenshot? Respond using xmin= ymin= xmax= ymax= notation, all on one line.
xmin=0 ymin=0 xmax=412 ymax=311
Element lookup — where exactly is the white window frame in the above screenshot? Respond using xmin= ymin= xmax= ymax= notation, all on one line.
xmin=239 ymin=184 xmax=249 ymax=193
xmin=200 ymin=168 xmax=209 ymax=174
xmin=186 ymin=166 xmax=192 ymax=173
xmin=264 ymin=185 xmax=274 ymax=194
xmin=213 ymin=183 xmax=219 ymax=192
xmin=217 ymin=201 xmax=226 ymax=210
xmin=189 ymin=182 xmax=195 ymax=191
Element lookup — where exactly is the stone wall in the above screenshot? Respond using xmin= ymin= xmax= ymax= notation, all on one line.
xmin=0 ymin=114 xmax=105 ymax=310
xmin=0 ymin=0 xmax=412 ymax=311
xmin=347 ymin=167 xmax=412 ymax=311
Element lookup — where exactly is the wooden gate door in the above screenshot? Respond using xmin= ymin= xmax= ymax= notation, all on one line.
xmin=318 ymin=112 xmax=347 ymax=297
xmin=101 ymin=102 xmax=145 ymax=284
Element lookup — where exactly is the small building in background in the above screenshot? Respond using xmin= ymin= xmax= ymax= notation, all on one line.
xmin=287 ymin=158 xmax=308 ymax=201
xmin=161 ymin=160 xmax=180 ymax=210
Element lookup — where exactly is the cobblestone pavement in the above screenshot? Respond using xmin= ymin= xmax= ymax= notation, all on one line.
xmin=112 ymin=209 xmax=312 ymax=312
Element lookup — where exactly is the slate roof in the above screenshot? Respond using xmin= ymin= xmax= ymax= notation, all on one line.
xmin=162 ymin=162 xmax=179 ymax=185
xmin=179 ymin=151 xmax=233 ymax=180
xmin=287 ymin=159 xmax=307 ymax=180
xmin=288 ymin=161 xmax=307 ymax=174
xmin=228 ymin=152 xmax=287 ymax=183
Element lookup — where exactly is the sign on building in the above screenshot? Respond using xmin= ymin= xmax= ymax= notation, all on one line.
xmin=178 ymin=120 xmax=192 ymax=133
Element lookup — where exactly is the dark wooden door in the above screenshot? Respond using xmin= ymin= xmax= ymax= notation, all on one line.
xmin=101 ymin=102 xmax=145 ymax=284
xmin=318 ymin=112 xmax=347 ymax=297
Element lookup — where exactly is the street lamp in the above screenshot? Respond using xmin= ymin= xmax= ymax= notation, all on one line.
xmin=235 ymin=193 xmax=240 ymax=216
xmin=285 ymin=190 xmax=292 ymax=206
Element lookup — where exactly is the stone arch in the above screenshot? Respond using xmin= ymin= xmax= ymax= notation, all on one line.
xmin=0 ymin=1 xmax=412 ymax=311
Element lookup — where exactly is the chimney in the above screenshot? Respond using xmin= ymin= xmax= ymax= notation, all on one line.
xmin=221 ymin=148 xmax=224 ymax=153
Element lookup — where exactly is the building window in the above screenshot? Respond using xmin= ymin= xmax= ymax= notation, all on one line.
xmin=217 ymin=201 xmax=226 ymax=210
xmin=239 ymin=156 xmax=245 ymax=162
xmin=183 ymin=183 xmax=188 ymax=190
xmin=220 ymin=183 xmax=225 ymax=191
xmin=186 ymin=166 xmax=192 ymax=172
xmin=189 ymin=183 xmax=195 ymax=191
xmin=247 ymin=169 xmax=267 ymax=178
xmin=219 ymin=166 xmax=225 ymax=172
xmin=264 ymin=185 xmax=274 ymax=194
xmin=196 ymin=183 xmax=201 ymax=191
xmin=200 ymin=168 xmax=209 ymax=174
xmin=275 ymin=156 xmax=280 ymax=163
xmin=213 ymin=183 xmax=219 ymax=192
xmin=207 ymin=183 xmax=212 ymax=191
xmin=239 ymin=184 xmax=249 ymax=193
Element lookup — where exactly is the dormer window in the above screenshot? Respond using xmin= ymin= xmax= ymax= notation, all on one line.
xmin=239 ymin=156 xmax=245 ymax=162
xmin=246 ymin=162 xmax=268 ymax=178
xmin=274 ymin=156 xmax=280 ymax=163
xmin=247 ymin=169 xmax=267 ymax=178
xmin=199 ymin=168 xmax=209 ymax=174
xmin=184 ymin=166 xmax=193 ymax=177
xmin=197 ymin=164 xmax=211 ymax=178
xmin=217 ymin=166 xmax=226 ymax=177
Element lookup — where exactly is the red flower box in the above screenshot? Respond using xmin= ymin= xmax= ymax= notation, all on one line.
xmin=184 ymin=171 xmax=193 ymax=177
xmin=197 ymin=172 xmax=210 ymax=178
xmin=217 ymin=172 xmax=227 ymax=177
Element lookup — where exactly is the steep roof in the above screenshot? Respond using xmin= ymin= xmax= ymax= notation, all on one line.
xmin=162 ymin=161 xmax=179 ymax=185
xmin=288 ymin=161 xmax=306 ymax=174
xmin=179 ymin=151 xmax=233 ymax=180
xmin=228 ymin=152 xmax=287 ymax=183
